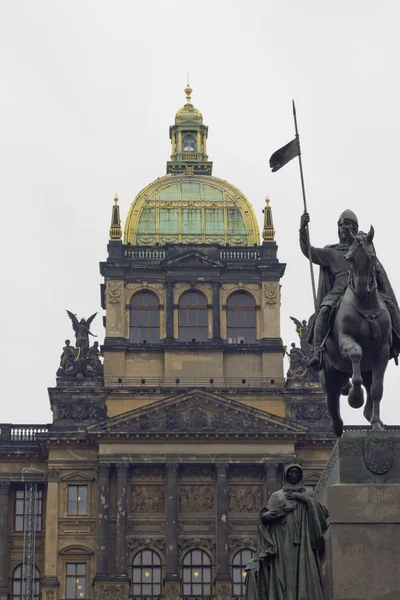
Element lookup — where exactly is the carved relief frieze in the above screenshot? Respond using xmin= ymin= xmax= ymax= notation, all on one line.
xmin=178 ymin=538 xmax=215 ymax=552
xmin=130 ymin=486 xmax=165 ymax=513
xmin=228 ymin=485 xmax=264 ymax=512
xmin=229 ymin=536 xmax=257 ymax=550
xmin=179 ymin=485 xmax=215 ymax=513
xmin=96 ymin=583 xmax=128 ymax=600
xmin=287 ymin=402 xmax=329 ymax=422
xmin=58 ymin=518 xmax=96 ymax=536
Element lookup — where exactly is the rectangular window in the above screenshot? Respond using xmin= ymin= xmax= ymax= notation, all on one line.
xmin=66 ymin=563 xmax=86 ymax=600
xmin=68 ymin=485 xmax=88 ymax=516
xmin=15 ymin=487 xmax=43 ymax=532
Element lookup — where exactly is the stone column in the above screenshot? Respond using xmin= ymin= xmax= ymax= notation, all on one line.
xmin=215 ymin=464 xmax=231 ymax=600
xmin=215 ymin=463 xmax=230 ymax=579
xmin=212 ymin=282 xmax=222 ymax=341
xmin=203 ymin=133 xmax=207 ymax=155
xmin=177 ymin=131 xmax=182 ymax=153
xmin=165 ymin=282 xmax=174 ymax=341
xmin=265 ymin=462 xmax=280 ymax=498
xmin=115 ymin=463 xmax=129 ymax=578
xmin=171 ymin=133 xmax=176 ymax=155
xmin=196 ymin=131 xmax=202 ymax=153
xmin=42 ymin=469 xmax=60 ymax=599
xmin=165 ymin=463 xmax=180 ymax=580
xmin=0 ymin=482 xmax=9 ymax=600
xmin=96 ymin=463 xmax=110 ymax=577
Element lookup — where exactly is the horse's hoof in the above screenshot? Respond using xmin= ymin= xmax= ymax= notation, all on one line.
xmin=333 ymin=420 xmax=344 ymax=438
xmin=372 ymin=421 xmax=385 ymax=432
xmin=348 ymin=386 xmax=364 ymax=409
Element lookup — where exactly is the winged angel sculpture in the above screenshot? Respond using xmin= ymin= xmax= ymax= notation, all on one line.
xmin=66 ymin=310 xmax=97 ymax=358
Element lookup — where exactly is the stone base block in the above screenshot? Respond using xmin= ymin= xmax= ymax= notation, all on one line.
xmin=164 ymin=579 xmax=181 ymax=600
xmin=317 ymin=431 xmax=400 ymax=600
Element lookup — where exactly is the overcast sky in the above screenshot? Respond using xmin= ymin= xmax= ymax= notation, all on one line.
xmin=2 ymin=1 xmax=400 ymax=426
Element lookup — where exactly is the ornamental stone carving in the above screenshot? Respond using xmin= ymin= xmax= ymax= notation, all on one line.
xmin=130 ymin=486 xmax=165 ymax=513
xmin=96 ymin=583 xmax=128 ymax=600
xmin=229 ymin=536 xmax=256 ymax=550
xmin=43 ymin=589 xmax=56 ymax=600
xmin=228 ymin=485 xmax=263 ymax=512
xmin=128 ymin=537 xmax=166 ymax=554
xmin=263 ymin=282 xmax=280 ymax=307
xmin=287 ymin=402 xmax=329 ymax=422
xmin=56 ymin=400 xmax=107 ymax=422
xmin=107 ymin=281 xmax=123 ymax=305
xmin=180 ymin=466 xmax=215 ymax=480
xmin=178 ymin=538 xmax=215 ymax=552
xmin=179 ymin=486 xmax=214 ymax=512
xmin=363 ymin=437 xmax=394 ymax=475
xmin=129 ymin=466 xmax=165 ymax=480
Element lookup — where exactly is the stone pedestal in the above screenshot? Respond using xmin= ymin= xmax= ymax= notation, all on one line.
xmin=317 ymin=431 xmax=400 ymax=600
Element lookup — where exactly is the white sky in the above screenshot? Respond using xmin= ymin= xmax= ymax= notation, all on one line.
xmin=1 ymin=1 xmax=400 ymax=426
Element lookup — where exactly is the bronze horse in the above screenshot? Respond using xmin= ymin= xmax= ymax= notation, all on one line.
xmin=322 ymin=227 xmax=391 ymax=437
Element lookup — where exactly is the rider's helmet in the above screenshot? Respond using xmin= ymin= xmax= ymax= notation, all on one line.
xmin=338 ymin=209 xmax=359 ymax=234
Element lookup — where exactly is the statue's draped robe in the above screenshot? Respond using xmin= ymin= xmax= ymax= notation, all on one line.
xmin=245 ymin=489 xmax=329 ymax=600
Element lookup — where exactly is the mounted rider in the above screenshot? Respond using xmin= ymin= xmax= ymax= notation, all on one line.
xmin=300 ymin=209 xmax=400 ymax=370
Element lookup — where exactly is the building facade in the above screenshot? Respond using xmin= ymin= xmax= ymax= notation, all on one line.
xmin=0 ymin=87 xmax=336 ymax=600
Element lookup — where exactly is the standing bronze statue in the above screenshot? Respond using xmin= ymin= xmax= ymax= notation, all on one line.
xmin=245 ymin=458 xmax=328 ymax=600
xmin=300 ymin=210 xmax=400 ymax=435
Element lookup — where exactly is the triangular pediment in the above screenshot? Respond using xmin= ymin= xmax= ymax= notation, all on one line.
xmin=89 ymin=389 xmax=307 ymax=437
xmin=162 ymin=250 xmax=223 ymax=268
xmin=60 ymin=472 xmax=95 ymax=482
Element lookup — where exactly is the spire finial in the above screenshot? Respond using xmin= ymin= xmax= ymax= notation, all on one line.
xmin=109 ymin=194 xmax=122 ymax=240
xmin=184 ymin=78 xmax=192 ymax=104
xmin=262 ymin=196 xmax=275 ymax=241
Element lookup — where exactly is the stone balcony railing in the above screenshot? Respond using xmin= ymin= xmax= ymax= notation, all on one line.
xmin=0 ymin=424 xmax=49 ymax=442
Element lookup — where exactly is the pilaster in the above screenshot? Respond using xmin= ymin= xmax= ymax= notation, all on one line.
xmin=0 ymin=482 xmax=9 ymax=600
xmin=115 ymin=463 xmax=129 ymax=578
xmin=215 ymin=463 xmax=230 ymax=581
xmin=96 ymin=464 xmax=110 ymax=577
xmin=43 ymin=469 xmax=60 ymax=599
xmin=165 ymin=282 xmax=174 ymax=341
xmin=212 ymin=282 xmax=222 ymax=341
xmin=165 ymin=463 xmax=180 ymax=581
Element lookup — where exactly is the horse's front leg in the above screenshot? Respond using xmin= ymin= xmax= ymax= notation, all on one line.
xmin=370 ymin=346 xmax=389 ymax=431
xmin=339 ymin=333 xmax=364 ymax=408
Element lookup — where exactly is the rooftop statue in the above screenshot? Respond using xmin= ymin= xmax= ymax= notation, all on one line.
xmin=300 ymin=210 xmax=400 ymax=435
xmin=245 ymin=458 xmax=329 ymax=600
xmin=66 ymin=310 xmax=98 ymax=358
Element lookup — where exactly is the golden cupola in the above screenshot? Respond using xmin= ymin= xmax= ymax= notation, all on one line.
xmin=124 ymin=85 xmax=260 ymax=247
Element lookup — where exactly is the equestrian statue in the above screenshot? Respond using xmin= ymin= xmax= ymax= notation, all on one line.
xmin=300 ymin=210 xmax=400 ymax=437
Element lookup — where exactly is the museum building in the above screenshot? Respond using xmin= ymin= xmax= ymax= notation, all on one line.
xmin=0 ymin=87 xmax=336 ymax=600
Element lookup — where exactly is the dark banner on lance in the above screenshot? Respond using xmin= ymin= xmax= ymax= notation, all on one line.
xmin=269 ymin=137 xmax=300 ymax=172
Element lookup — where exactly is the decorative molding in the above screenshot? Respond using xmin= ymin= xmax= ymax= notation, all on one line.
xmin=178 ymin=538 xmax=215 ymax=552
xmin=128 ymin=537 xmax=166 ymax=555
xmin=59 ymin=544 xmax=93 ymax=555
xmin=130 ymin=466 xmax=165 ymax=480
xmin=59 ymin=472 xmax=95 ymax=482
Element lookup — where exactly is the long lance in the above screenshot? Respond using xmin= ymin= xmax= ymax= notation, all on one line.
xmin=292 ymin=100 xmax=318 ymax=311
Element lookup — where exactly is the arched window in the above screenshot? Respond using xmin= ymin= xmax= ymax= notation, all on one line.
xmin=179 ymin=291 xmax=207 ymax=342
xmin=182 ymin=549 xmax=212 ymax=597
xmin=132 ymin=549 xmax=162 ymax=597
xmin=227 ymin=292 xmax=256 ymax=344
xmin=130 ymin=291 xmax=160 ymax=343
xmin=182 ymin=133 xmax=197 ymax=153
xmin=232 ymin=549 xmax=254 ymax=598
xmin=12 ymin=565 xmax=40 ymax=600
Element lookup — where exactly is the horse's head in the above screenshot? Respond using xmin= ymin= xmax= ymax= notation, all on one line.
xmin=345 ymin=226 xmax=377 ymax=299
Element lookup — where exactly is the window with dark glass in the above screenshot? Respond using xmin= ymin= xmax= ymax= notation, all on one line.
xmin=182 ymin=549 xmax=212 ymax=597
xmin=179 ymin=291 xmax=207 ymax=342
xmin=182 ymin=133 xmax=197 ymax=153
xmin=227 ymin=292 xmax=256 ymax=344
xmin=15 ymin=487 xmax=43 ymax=532
xmin=130 ymin=291 xmax=160 ymax=343
xmin=66 ymin=563 xmax=86 ymax=600
xmin=132 ymin=549 xmax=162 ymax=597
xmin=12 ymin=565 xmax=40 ymax=600
xmin=67 ymin=485 xmax=88 ymax=516
xmin=232 ymin=549 xmax=254 ymax=598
